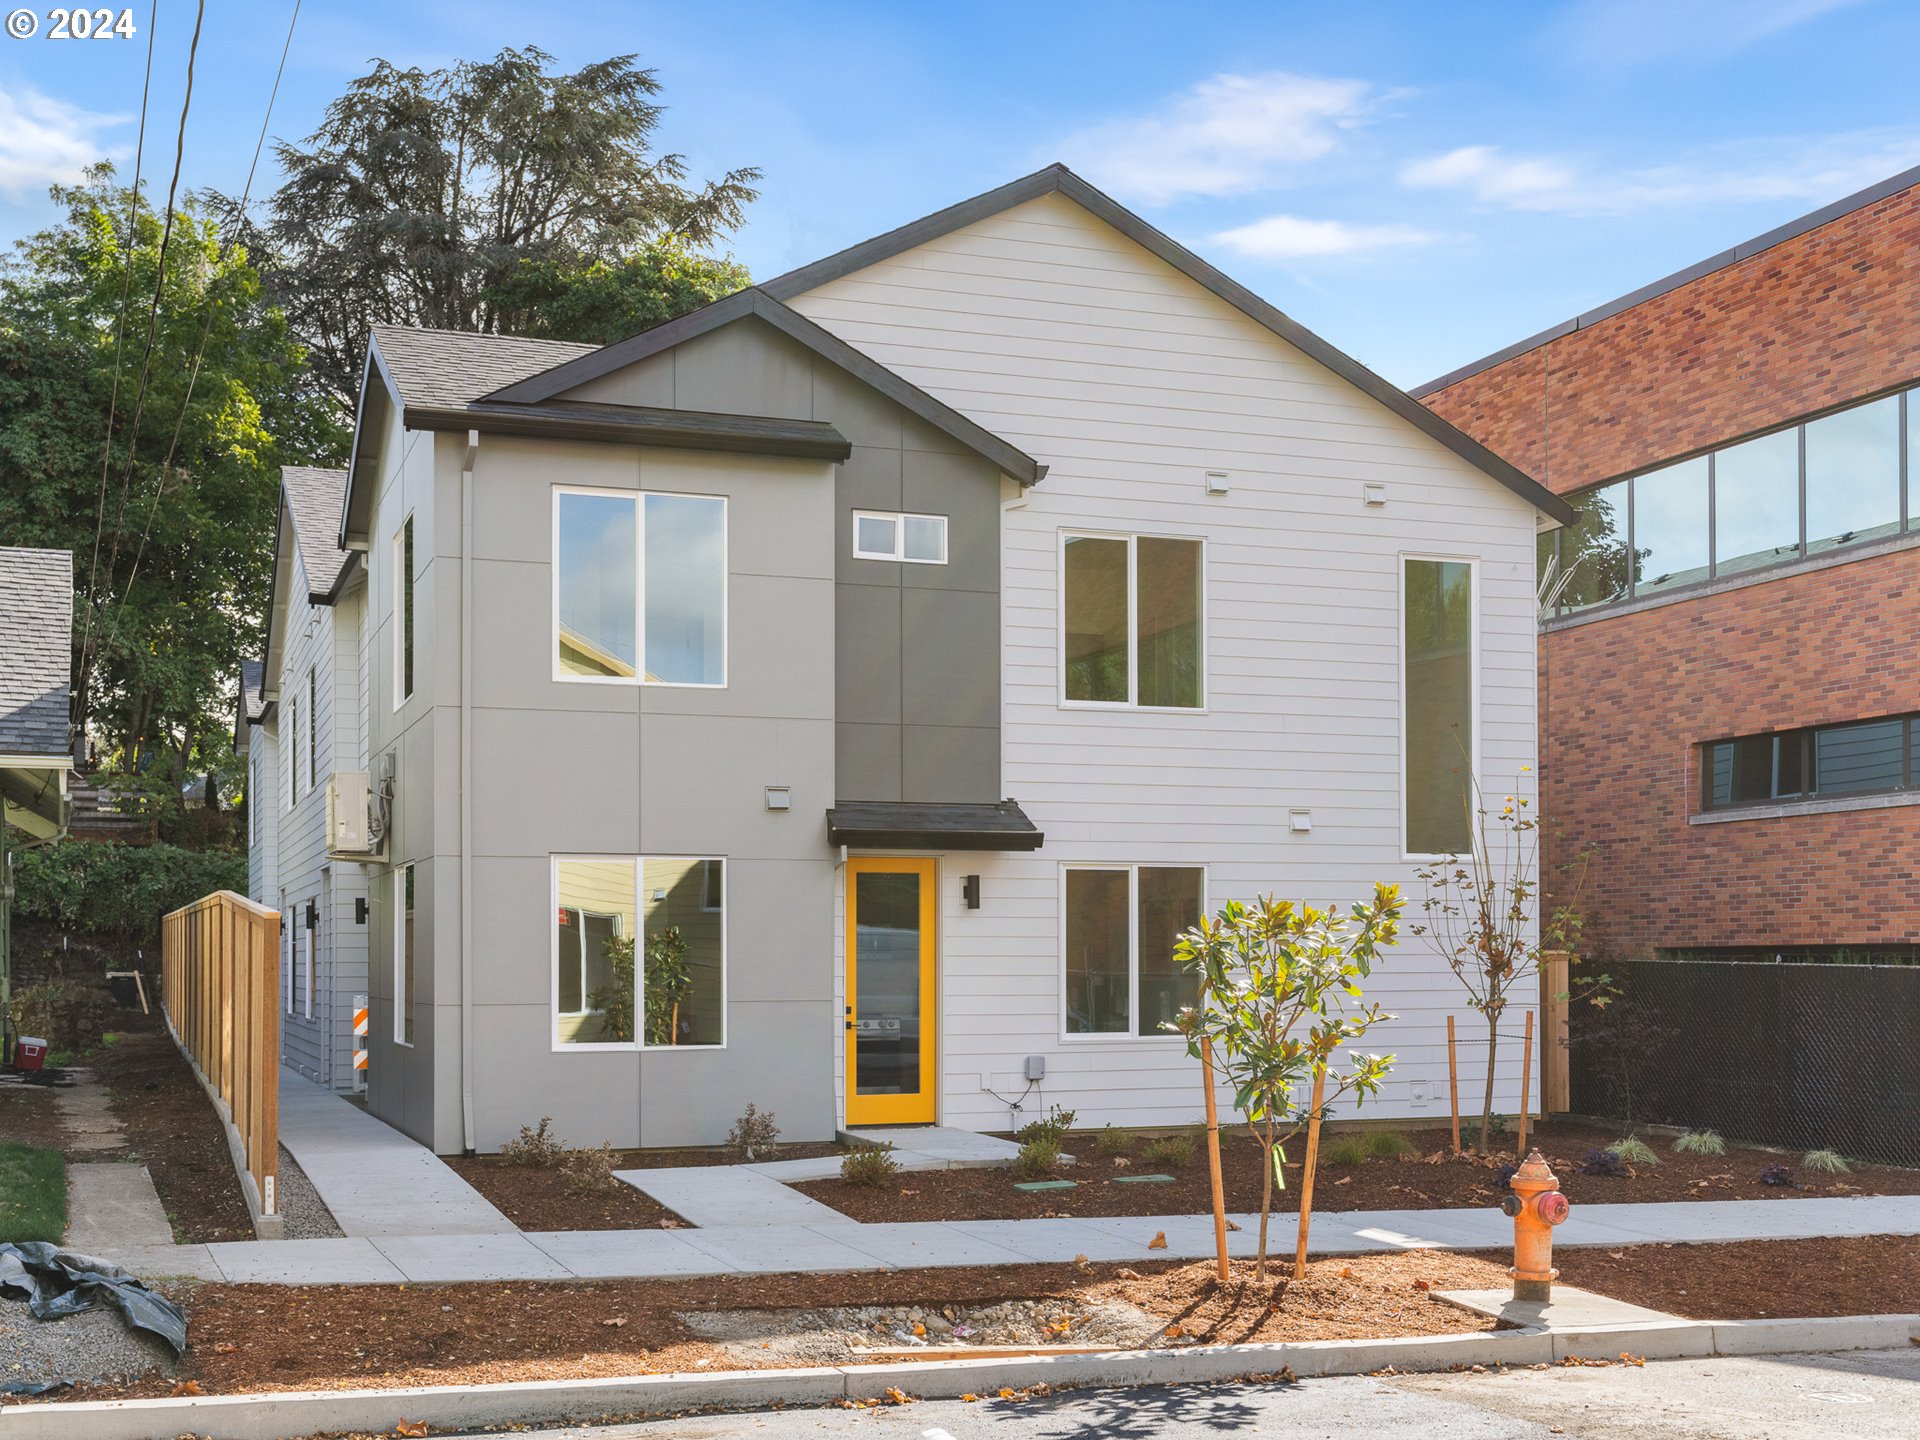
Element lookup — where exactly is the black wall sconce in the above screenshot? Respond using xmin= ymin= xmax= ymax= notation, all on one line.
xmin=355 ymin=897 xmax=369 ymax=925
xmin=305 ymin=900 xmax=318 ymax=930
xmin=962 ymin=874 xmax=981 ymax=910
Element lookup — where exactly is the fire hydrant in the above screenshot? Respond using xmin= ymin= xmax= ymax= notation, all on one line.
xmin=1500 ymin=1148 xmax=1570 ymax=1301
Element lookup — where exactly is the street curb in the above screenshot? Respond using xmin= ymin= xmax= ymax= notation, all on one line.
xmin=5 ymin=1313 xmax=1916 ymax=1440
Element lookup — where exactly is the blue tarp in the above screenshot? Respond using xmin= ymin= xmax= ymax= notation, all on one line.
xmin=0 ymin=1241 xmax=187 ymax=1356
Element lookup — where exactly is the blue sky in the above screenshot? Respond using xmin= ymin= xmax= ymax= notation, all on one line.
xmin=2 ymin=0 xmax=1916 ymax=387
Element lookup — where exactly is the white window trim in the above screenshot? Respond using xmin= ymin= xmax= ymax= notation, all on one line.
xmin=1058 ymin=862 xmax=1209 ymax=1044
xmin=700 ymin=858 xmax=723 ymax=913
xmin=852 ymin=509 xmax=949 ymax=564
xmin=393 ymin=515 xmax=414 ymax=711
xmin=550 ymin=854 xmax=731 ymax=1052
xmin=301 ymin=903 xmax=314 ymax=1021
xmin=393 ymin=865 xmax=414 ymax=1048
xmin=1398 ymin=551 xmax=1483 ymax=863
xmin=550 ymin=486 xmax=730 ymax=689
xmin=1057 ymin=529 xmax=1209 ymax=713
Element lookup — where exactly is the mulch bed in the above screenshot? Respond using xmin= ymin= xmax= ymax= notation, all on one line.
xmin=443 ymin=1157 xmax=686 ymax=1231
xmin=603 ymin=1142 xmax=844 ymax=1170
xmin=1540 ymin=1234 xmax=1920 ymax=1320
xmin=0 ymin=1086 xmax=67 ymax=1149
xmin=795 ymin=1121 xmax=1920 ymax=1223
xmin=94 ymin=1022 xmax=254 ymax=1244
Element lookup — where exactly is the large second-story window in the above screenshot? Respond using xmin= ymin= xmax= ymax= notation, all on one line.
xmin=1404 ymin=557 xmax=1475 ymax=856
xmin=1061 ymin=533 xmax=1203 ymax=709
xmin=1547 ymin=384 xmax=1918 ymax=615
xmin=395 ymin=516 xmax=415 ymax=705
xmin=555 ymin=489 xmax=726 ymax=686
xmin=1701 ymin=714 xmax=1918 ymax=812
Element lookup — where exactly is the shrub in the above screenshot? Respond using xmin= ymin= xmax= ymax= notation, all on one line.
xmin=1366 ymin=1129 xmax=1415 ymax=1159
xmin=1017 ymin=1105 xmax=1076 ymax=1147
xmin=1011 ymin=1136 xmax=1061 ymax=1180
xmin=1577 ymin=1147 xmax=1628 ymax=1178
xmin=1610 ymin=1136 xmax=1660 ymax=1168
xmin=1673 ymin=1130 xmax=1725 ymax=1156
xmin=6 ymin=979 xmax=114 ymax=1052
xmin=1758 ymin=1163 xmax=1797 ymax=1188
xmin=1140 ymin=1133 xmax=1197 ymax=1170
xmin=500 ymin=1117 xmax=567 ymax=1168
xmin=839 ymin=1142 xmax=900 ymax=1189
xmin=12 ymin=842 xmax=246 ymax=943
xmin=1494 ymin=1161 xmax=1520 ymax=1190
xmin=1096 ymin=1124 xmax=1132 ymax=1156
xmin=1321 ymin=1135 xmax=1373 ymax=1167
xmin=561 ymin=1141 xmax=619 ymax=1195
xmin=1803 ymin=1149 xmax=1850 ymax=1175
xmin=727 ymin=1103 xmax=780 ymax=1161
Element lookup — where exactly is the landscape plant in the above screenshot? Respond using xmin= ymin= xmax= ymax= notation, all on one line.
xmin=1016 ymin=1105 xmax=1076 ymax=1147
xmin=1364 ymin=1129 xmax=1415 ymax=1159
xmin=727 ymin=1103 xmax=780 ymax=1161
xmin=500 ymin=1117 xmax=567 ymax=1168
xmin=1577 ymin=1147 xmax=1628 ymax=1178
xmin=1803 ymin=1149 xmax=1850 ymax=1174
xmin=839 ymin=1142 xmax=900 ymax=1189
xmin=1096 ymin=1124 xmax=1132 ymax=1156
xmin=1011 ymin=1136 xmax=1062 ymax=1181
xmin=1139 ymin=1133 xmax=1196 ymax=1170
xmin=1610 ymin=1136 xmax=1660 ymax=1167
xmin=1673 ymin=1129 xmax=1725 ymax=1156
xmin=1758 ymin=1163 xmax=1796 ymax=1187
xmin=1411 ymin=772 xmax=1599 ymax=1155
xmin=1168 ymin=886 xmax=1402 ymax=1279
xmin=1321 ymin=1134 xmax=1372 ymax=1167
xmin=561 ymin=1141 xmax=619 ymax=1196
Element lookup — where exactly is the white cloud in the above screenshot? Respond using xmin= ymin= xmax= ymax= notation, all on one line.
xmin=1211 ymin=214 xmax=1440 ymax=260
xmin=1398 ymin=134 xmax=1920 ymax=217
xmin=1549 ymin=0 xmax=1865 ymax=64
xmin=1059 ymin=71 xmax=1384 ymax=205
xmin=0 ymin=85 xmax=123 ymax=198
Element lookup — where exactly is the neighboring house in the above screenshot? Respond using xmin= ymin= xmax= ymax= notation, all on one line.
xmin=0 ymin=547 xmax=74 ymax=1060
xmin=245 ymin=164 xmax=1571 ymax=1151
xmin=1417 ymin=164 xmax=1920 ymax=960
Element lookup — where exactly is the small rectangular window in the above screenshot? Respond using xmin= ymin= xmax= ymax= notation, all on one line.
xmin=1062 ymin=534 xmax=1204 ymax=709
xmin=852 ymin=510 xmax=948 ymax=564
xmin=396 ymin=517 xmax=415 ymax=705
xmin=1404 ymin=557 xmax=1475 ymax=855
xmin=1702 ymin=714 xmax=1917 ymax=810
xmin=1064 ymin=865 xmax=1205 ymax=1038
xmin=395 ymin=865 xmax=415 ymax=1046
xmin=556 ymin=490 xmax=727 ymax=685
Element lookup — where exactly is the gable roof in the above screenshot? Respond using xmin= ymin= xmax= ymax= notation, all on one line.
xmin=232 ymin=657 xmax=266 ymax=754
xmin=283 ymin=466 xmax=352 ymax=598
xmin=759 ymin=163 xmax=1575 ymax=526
xmin=371 ymin=325 xmax=599 ymax=410
xmin=0 ymin=546 xmax=73 ymax=762
xmin=1412 ymin=162 xmax=1920 ymax=399
xmin=483 ymin=288 xmax=1046 ymax=486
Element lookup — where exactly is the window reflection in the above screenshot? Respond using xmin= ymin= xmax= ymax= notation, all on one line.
xmin=642 ymin=857 xmax=724 ymax=1046
xmin=1632 ymin=456 xmax=1709 ymax=594
xmin=1064 ymin=868 xmax=1130 ymax=1034
xmin=556 ymin=860 xmax=637 ymax=1045
xmin=644 ymin=494 xmax=726 ymax=686
xmin=1137 ymin=537 xmax=1202 ymax=709
xmin=1063 ymin=537 xmax=1129 ymax=704
xmin=1806 ymin=396 xmax=1900 ymax=552
xmin=1715 ymin=428 xmax=1801 ymax=574
xmin=557 ymin=493 xmax=637 ymax=678
xmin=1559 ymin=482 xmax=1629 ymax=610
xmin=1404 ymin=558 xmax=1474 ymax=855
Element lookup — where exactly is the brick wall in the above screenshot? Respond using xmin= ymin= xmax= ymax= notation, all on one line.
xmin=1423 ymin=177 xmax=1920 ymax=956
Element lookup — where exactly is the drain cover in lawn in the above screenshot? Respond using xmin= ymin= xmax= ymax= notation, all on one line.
xmin=1012 ymin=1179 xmax=1077 ymax=1192
xmin=1113 ymin=1173 xmax=1176 ymax=1184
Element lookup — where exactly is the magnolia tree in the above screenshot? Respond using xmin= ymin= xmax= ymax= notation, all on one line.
xmin=1168 ymin=886 xmax=1402 ymax=1280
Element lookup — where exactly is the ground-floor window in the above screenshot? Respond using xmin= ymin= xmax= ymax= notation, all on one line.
xmin=553 ymin=855 xmax=725 ymax=1049
xmin=1062 ymin=864 xmax=1206 ymax=1037
xmin=394 ymin=865 xmax=416 ymax=1046
xmin=299 ymin=901 xmax=314 ymax=1020
xmin=281 ymin=898 xmax=292 ymax=1014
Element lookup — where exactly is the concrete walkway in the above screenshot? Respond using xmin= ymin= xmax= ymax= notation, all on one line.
xmin=276 ymin=1069 xmax=514 ymax=1237
xmin=93 ymin=1191 xmax=1920 ymax=1287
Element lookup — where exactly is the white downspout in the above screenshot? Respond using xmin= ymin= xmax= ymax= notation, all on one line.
xmin=459 ymin=430 xmax=479 ymax=1156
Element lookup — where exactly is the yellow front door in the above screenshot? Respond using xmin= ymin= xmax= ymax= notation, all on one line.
xmin=844 ymin=857 xmax=937 ymax=1125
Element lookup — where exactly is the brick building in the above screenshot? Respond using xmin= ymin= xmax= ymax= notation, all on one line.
xmin=1416 ymin=166 xmax=1920 ymax=959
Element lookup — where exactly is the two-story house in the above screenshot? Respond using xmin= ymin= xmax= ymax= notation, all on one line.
xmin=243 ymin=165 xmax=1573 ymax=1153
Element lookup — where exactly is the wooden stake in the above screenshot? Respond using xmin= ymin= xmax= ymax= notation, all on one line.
xmin=1446 ymin=1015 xmax=1461 ymax=1154
xmin=1292 ymin=1065 xmax=1329 ymax=1281
xmin=1199 ymin=1034 xmax=1230 ymax=1283
xmin=1517 ymin=1009 xmax=1535 ymax=1157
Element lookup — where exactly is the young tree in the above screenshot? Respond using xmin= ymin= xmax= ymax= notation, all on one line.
xmin=0 ymin=166 xmax=344 ymax=803
xmin=1170 ymin=887 xmax=1402 ymax=1280
xmin=244 ymin=48 xmax=760 ymax=411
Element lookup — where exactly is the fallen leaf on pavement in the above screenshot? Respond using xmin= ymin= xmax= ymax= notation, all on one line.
xmin=395 ymin=1422 xmax=429 ymax=1438
xmin=1147 ymin=1231 xmax=1168 ymax=1250
xmin=170 ymin=1381 xmax=203 ymax=1397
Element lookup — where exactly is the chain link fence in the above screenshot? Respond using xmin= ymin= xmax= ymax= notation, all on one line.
xmin=1569 ymin=958 xmax=1920 ymax=1168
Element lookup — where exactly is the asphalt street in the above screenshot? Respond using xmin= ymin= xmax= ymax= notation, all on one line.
xmin=473 ymin=1347 xmax=1920 ymax=1439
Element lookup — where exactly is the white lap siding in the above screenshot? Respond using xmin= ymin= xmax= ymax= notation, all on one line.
xmin=791 ymin=192 xmax=1542 ymax=1129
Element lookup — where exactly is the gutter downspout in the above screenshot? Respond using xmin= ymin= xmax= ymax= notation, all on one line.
xmin=460 ymin=430 xmax=479 ymax=1156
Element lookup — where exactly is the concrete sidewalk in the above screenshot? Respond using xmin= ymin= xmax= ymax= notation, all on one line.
xmin=95 ymin=1191 xmax=1920 ymax=1287
xmin=276 ymin=1070 xmax=514 ymax=1237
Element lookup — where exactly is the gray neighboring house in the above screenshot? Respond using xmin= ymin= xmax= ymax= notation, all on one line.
xmin=1 ymin=546 xmax=73 ymax=1059
xmin=245 ymin=167 xmax=1568 ymax=1153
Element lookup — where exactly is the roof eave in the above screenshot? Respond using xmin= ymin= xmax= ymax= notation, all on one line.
xmin=402 ymin=401 xmax=854 ymax=463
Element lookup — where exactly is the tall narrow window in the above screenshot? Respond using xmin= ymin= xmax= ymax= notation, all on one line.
xmin=1062 ymin=534 xmax=1203 ymax=709
xmin=282 ymin=901 xmax=293 ymax=1014
xmin=555 ymin=859 xmax=637 ymax=1046
xmin=287 ymin=692 xmax=299 ymax=803
xmin=1064 ymin=865 xmax=1205 ymax=1037
xmin=299 ymin=904 xmax=314 ymax=1020
xmin=555 ymin=490 xmax=727 ymax=685
xmin=306 ymin=668 xmax=317 ymax=792
xmin=250 ymin=757 xmax=260 ymax=846
xmin=396 ymin=517 xmax=415 ymax=704
xmin=1404 ymin=558 xmax=1475 ymax=856
xmin=395 ymin=865 xmax=416 ymax=1045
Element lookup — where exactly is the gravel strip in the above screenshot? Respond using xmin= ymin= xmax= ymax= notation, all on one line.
xmin=0 ymin=1297 xmax=174 ymax=1394
xmin=276 ymin=1144 xmax=344 ymax=1240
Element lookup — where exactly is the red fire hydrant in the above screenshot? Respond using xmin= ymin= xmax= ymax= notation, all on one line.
xmin=1500 ymin=1148 xmax=1570 ymax=1301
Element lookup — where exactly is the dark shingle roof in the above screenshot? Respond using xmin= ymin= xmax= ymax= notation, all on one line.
xmin=826 ymin=799 xmax=1044 ymax=851
xmin=0 ymin=547 xmax=72 ymax=760
xmin=371 ymin=325 xmax=597 ymax=410
xmin=283 ymin=466 xmax=351 ymax=597
xmin=239 ymin=658 xmax=265 ymax=723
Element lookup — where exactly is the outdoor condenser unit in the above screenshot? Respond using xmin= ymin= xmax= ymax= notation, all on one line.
xmin=326 ymin=771 xmax=379 ymax=859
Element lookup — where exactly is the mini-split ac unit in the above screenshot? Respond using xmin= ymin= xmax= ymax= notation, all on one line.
xmin=326 ymin=771 xmax=382 ymax=860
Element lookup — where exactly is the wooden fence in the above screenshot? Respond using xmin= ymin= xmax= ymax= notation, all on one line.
xmin=161 ymin=890 xmax=280 ymax=1219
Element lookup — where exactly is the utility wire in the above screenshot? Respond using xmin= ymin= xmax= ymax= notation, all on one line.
xmin=74 ymin=0 xmax=159 ymax=747
xmin=104 ymin=0 xmax=303 ymax=669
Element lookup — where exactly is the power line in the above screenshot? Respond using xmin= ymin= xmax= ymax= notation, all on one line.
xmin=100 ymin=1 xmax=303 ymax=676
xmin=73 ymin=0 xmax=159 ymax=745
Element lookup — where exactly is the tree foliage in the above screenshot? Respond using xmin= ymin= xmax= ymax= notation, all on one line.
xmin=11 ymin=840 xmax=247 ymax=942
xmin=0 ymin=166 xmax=345 ymax=795
xmin=1170 ymin=888 xmax=1402 ymax=1279
xmin=245 ymin=47 xmax=759 ymax=410
xmin=482 ymin=240 xmax=750 ymax=346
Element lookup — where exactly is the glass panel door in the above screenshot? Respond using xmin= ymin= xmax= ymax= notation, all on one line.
xmin=845 ymin=858 xmax=936 ymax=1124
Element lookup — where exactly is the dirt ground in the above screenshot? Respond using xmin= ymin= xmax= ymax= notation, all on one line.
xmin=796 ymin=1121 xmax=1920 ymax=1222
xmin=444 ymin=1156 xmax=688 ymax=1231
xmin=0 ymin=1085 xmax=68 ymax=1149
xmin=1543 ymin=1234 xmax=1920 ymax=1320
xmin=93 ymin=1022 xmax=254 ymax=1243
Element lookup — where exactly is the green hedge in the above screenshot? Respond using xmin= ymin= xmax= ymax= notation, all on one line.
xmin=11 ymin=842 xmax=247 ymax=942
